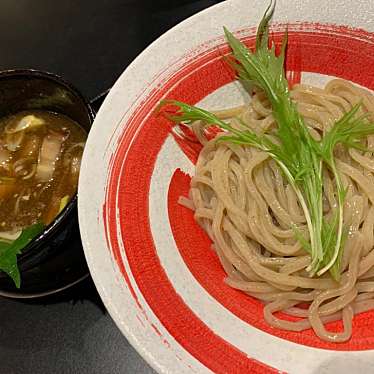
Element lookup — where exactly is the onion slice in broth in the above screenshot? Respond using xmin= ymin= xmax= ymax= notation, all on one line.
xmin=35 ymin=132 xmax=65 ymax=182
xmin=5 ymin=115 xmax=45 ymax=134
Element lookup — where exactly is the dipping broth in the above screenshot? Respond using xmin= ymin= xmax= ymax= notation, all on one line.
xmin=0 ymin=110 xmax=87 ymax=232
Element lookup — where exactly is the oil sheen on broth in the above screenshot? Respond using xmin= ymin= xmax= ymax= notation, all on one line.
xmin=0 ymin=110 xmax=86 ymax=232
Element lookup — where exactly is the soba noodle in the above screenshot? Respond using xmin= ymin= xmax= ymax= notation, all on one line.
xmin=179 ymin=79 xmax=374 ymax=343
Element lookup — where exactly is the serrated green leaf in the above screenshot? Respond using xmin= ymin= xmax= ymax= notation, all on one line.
xmin=0 ymin=222 xmax=44 ymax=288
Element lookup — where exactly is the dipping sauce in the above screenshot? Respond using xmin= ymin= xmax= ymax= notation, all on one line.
xmin=0 ymin=110 xmax=87 ymax=232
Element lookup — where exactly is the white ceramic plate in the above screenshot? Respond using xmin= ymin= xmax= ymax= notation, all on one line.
xmin=78 ymin=1 xmax=374 ymax=372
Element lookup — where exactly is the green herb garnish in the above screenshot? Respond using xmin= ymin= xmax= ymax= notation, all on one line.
xmin=318 ymin=105 xmax=374 ymax=276
xmin=159 ymin=1 xmax=374 ymax=280
xmin=0 ymin=222 xmax=44 ymax=288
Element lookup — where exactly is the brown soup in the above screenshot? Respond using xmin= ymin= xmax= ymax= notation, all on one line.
xmin=0 ymin=110 xmax=87 ymax=232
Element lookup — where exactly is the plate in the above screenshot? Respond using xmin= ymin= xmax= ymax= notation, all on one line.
xmin=78 ymin=0 xmax=374 ymax=372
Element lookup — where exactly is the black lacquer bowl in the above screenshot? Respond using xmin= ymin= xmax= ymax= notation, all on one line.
xmin=0 ymin=69 xmax=94 ymax=298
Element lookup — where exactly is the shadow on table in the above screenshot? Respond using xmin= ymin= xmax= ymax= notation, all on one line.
xmin=0 ymin=276 xmax=126 ymax=369
xmin=18 ymin=276 xmax=106 ymax=313
xmin=0 ymin=276 xmax=107 ymax=353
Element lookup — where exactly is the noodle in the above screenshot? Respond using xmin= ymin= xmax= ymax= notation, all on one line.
xmin=181 ymin=79 xmax=374 ymax=342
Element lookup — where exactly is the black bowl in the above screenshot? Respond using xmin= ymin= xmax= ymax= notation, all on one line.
xmin=0 ymin=69 xmax=94 ymax=298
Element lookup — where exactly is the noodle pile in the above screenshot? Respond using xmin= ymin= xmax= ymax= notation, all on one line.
xmin=179 ymin=79 xmax=374 ymax=342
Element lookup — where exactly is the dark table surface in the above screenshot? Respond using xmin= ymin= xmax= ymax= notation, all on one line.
xmin=0 ymin=1 xmax=222 ymax=373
